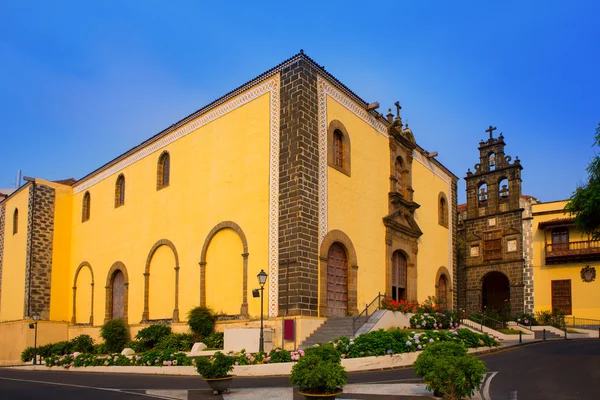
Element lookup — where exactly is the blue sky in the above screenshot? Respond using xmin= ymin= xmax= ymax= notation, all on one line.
xmin=1 ymin=1 xmax=598 ymax=203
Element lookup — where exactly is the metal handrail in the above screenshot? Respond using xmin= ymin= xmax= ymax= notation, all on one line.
xmin=352 ymin=292 xmax=385 ymax=337
xmin=565 ymin=316 xmax=600 ymax=329
xmin=468 ymin=311 xmax=505 ymax=332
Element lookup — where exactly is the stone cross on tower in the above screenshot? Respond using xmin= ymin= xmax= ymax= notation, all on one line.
xmin=486 ymin=125 xmax=497 ymax=140
xmin=394 ymin=101 xmax=402 ymax=118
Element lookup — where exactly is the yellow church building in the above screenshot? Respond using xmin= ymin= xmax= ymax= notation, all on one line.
xmin=0 ymin=52 xmax=458 ymax=361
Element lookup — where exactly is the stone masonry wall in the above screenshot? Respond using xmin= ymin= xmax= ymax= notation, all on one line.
xmin=0 ymin=204 xmax=5 ymax=313
xmin=23 ymin=183 xmax=55 ymax=319
xmin=278 ymin=58 xmax=320 ymax=317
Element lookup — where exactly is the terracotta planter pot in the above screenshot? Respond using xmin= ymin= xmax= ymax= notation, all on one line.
xmin=203 ymin=375 xmax=234 ymax=394
xmin=298 ymin=388 xmax=343 ymax=400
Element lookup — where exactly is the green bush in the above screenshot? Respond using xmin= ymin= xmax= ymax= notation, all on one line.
xmin=414 ymin=342 xmax=486 ymax=399
xmin=21 ymin=347 xmax=35 ymax=362
xmin=514 ymin=312 xmax=538 ymax=326
xmin=187 ymin=306 xmax=216 ymax=339
xmin=70 ymin=335 xmax=94 ymax=353
xmin=195 ymin=351 xmax=235 ymax=379
xmin=135 ymin=324 xmax=172 ymax=349
xmin=290 ymin=352 xmax=347 ymax=395
xmin=535 ymin=309 xmax=566 ymax=329
xmin=203 ymin=332 xmax=224 ymax=349
xmin=51 ymin=341 xmax=73 ymax=356
xmin=100 ymin=319 xmax=129 ymax=353
xmin=125 ymin=340 xmax=150 ymax=353
xmin=93 ymin=343 xmax=108 ymax=354
xmin=304 ymin=344 xmax=341 ymax=363
xmin=267 ymin=348 xmax=292 ymax=363
xmin=156 ymin=333 xmax=195 ymax=352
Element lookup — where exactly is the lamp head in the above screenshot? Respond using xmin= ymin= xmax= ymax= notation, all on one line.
xmin=32 ymin=312 xmax=40 ymax=321
xmin=257 ymin=269 xmax=268 ymax=286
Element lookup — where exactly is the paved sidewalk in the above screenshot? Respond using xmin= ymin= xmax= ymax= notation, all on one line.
xmin=142 ymin=383 xmax=486 ymax=399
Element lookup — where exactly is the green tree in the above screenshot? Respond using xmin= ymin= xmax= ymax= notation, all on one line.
xmin=565 ymin=123 xmax=600 ymax=239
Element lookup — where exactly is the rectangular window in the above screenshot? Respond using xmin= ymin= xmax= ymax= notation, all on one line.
xmin=551 ymin=280 xmax=572 ymax=315
xmin=483 ymin=230 xmax=503 ymax=261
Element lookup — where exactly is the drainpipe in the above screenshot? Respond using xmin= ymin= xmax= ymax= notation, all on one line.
xmin=24 ymin=177 xmax=36 ymax=318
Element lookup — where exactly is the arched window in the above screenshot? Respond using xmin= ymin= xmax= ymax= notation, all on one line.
xmin=82 ymin=192 xmax=91 ymax=222
xmin=327 ymin=121 xmax=351 ymax=176
xmin=115 ymin=174 xmax=125 ymax=208
xmin=12 ymin=208 xmax=18 ymax=235
xmin=489 ymin=153 xmax=496 ymax=171
xmin=157 ymin=152 xmax=170 ymax=190
xmin=438 ymin=194 xmax=448 ymax=227
xmin=391 ymin=251 xmax=408 ymax=301
xmin=395 ymin=157 xmax=404 ymax=194
xmin=333 ymin=130 xmax=343 ymax=168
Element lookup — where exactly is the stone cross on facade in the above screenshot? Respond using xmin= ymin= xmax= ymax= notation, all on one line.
xmin=486 ymin=125 xmax=497 ymax=139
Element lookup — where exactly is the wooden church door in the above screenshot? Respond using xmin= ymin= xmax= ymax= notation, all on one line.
xmin=327 ymin=243 xmax=348 ymax=317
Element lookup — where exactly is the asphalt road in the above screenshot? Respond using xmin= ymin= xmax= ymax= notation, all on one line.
xmin=0 ymin=340 xmax=598 ymax=399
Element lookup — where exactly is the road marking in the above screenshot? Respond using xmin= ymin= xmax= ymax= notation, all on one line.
xmin=0 ymin=376 xmax=173 ymax=399
xmin=482 ymin=371 xmax=498 ymax=400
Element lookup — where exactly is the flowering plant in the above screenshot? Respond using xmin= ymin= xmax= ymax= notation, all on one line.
xmin=195 ymin=351 xmax=235 ymax=379
xmin=381 ymin=298 xmax=419 ymax=313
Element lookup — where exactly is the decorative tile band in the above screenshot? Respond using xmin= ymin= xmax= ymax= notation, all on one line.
xmin=268 ymin=79 xmax=280 ymax=318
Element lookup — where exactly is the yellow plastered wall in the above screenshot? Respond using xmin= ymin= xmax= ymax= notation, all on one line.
xmin=0 ymin=186 xmax=30 ymax=322
xmin=148 ymin=245 xmax=177 ymax=319
xmin=69 ymin=84 xmax=272 ymax=325
xmin=0 ymin=320 xmax=68 ymax=362
xmin=325 ymin=97 xmax=388 ymax=309
xmin=532 ymin=200 xmax=600 ymax=319
xmin=205 ymin=228 xmax=244 ymax=316
xmin=45 ymin=180 xmax=73 ymax=322
xmin=412 ymin=159 xmax=451 ymax=303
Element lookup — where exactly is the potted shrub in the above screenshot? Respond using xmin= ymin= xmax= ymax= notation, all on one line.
xmin=290 ymin=346 xmax=347 ymax=399
xmin=414 ymin=341 xmax=486 ymax=399
xmin=195 ymin=352 xmax=235 ymax=394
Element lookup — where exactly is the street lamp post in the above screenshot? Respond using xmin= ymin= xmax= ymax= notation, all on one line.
xmin=257 ymin=269 xmax=268 ymax=353
xmin=32 ymin=312 xmax=40 ymax=365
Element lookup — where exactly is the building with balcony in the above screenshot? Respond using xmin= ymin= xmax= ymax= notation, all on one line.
xmin=532 ymin=200 xmax=600 ymax=318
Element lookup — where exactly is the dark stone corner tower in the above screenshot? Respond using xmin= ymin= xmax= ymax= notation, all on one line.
xmin=458 ymin=127 xmax=525 ymax=315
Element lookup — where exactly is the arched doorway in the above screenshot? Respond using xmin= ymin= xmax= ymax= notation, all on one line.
xmin=482 ymin=271 xmax=510 ymax=311
xmin=327 ymin=243 xmax=348 ymax=317
xmin=391 ymin=251 xmax=408 ymax=301
xmin=437 ymin=274 xmax=448 ymax=307
xmin=111 ymin=271 xmax=125 ymax=319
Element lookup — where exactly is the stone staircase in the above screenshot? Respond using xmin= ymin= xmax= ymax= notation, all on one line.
xmin=533 ymin=329 xmax=563 ymax=340
xmin=299 ymin=316 xmax=365 ymax=349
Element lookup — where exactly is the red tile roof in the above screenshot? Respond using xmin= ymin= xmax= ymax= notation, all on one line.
xmin=53 ymin=178 xmax=76 ymax=186
xmin=538 ymin=217 xmax=575 ymax=229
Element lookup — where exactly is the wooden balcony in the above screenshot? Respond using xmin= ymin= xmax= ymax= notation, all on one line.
xmin=545 ymin=240 xmax=600 ymax=264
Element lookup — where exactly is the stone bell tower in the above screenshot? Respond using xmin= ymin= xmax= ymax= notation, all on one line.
xmin=459 ymin=126 xmax=525 ymax=315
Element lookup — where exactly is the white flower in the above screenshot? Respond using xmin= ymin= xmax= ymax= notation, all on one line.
xmin=406 ymin=341 xmax=412 ymax=346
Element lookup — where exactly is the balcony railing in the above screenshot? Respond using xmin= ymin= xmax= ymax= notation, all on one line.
xmin=545 ymin=240 xmax=600 ymax=264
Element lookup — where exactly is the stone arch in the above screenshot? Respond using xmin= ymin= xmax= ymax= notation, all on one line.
xmin=199 ymin=221 xmax=249 ymax=316
xmin=435 ymin=266 xmax=452 ymax=307
xmin=142 ymin=239 xmax=180 ymax=322
xmin=104 ymin=261 xmax=129 ymax=322
xmin=480 ymin=270 xmax=511 ymax=312
xmin=318 ymin=230 xmax=358 ymax=317
xmin=71 ymin=261 xmax=94 ymax=324
xmin=327 ymin=120 xmax=351 ymax=176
